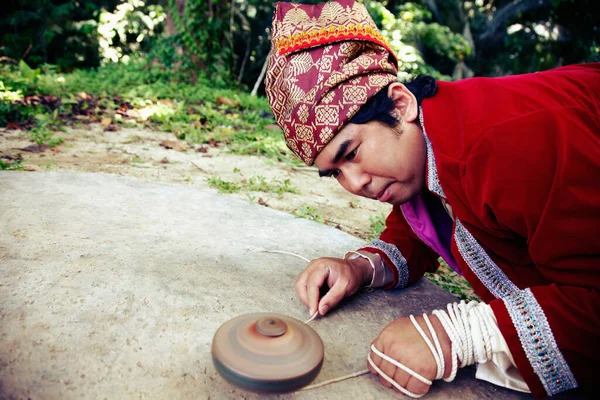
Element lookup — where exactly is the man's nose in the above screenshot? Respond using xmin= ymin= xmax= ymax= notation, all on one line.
xmin=343 ymin=165 xmax=370 ymax=195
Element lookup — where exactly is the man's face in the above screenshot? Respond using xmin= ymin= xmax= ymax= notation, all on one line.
xmin=314 ymin=118 xmax=427 ymax=206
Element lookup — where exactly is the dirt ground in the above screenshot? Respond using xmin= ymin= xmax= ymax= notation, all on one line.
xmin=0 ymin=124 xmax=391 ymax=240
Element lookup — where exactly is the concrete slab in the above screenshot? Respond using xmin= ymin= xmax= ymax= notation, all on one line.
xmin=0 ymin=172 xmax=531 ymax=399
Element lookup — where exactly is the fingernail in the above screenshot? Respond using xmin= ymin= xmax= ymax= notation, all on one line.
xmin=321 ymin=305 xmax=329 ymax=315
xmin=309 ymin=309 xmax=314 ymax=316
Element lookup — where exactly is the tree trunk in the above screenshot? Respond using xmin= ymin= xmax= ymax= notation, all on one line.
xmin=477 ymin=0 xmax=555 ymax=42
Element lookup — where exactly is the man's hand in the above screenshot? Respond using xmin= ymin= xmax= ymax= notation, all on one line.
xmin=368 ymin=315 xmax=453 ymax=396
xmin=295 ymin=256 xmax=372 ymax=316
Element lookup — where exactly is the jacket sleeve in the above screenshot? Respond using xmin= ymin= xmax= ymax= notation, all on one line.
xmin=464 ymin=105 xmax=600 ymax=398
xmin=357 ymin=205 xmax=440 ymax=289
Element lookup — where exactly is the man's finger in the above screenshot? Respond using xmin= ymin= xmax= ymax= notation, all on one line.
xmin=294 ymin=271 xmax=310 ymax=308
xmin=318 ymin=277 xmax=347 ymax=315
xmin=306 ymin=266 xmax=329 ymax=315
xmin=403 ymin=375 xmax=431 ymax=396
xmin=377 ymin=359 xmax=397 ymax=388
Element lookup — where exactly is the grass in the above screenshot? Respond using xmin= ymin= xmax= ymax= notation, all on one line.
xmin=0 ymin=154 xmax=24 ymax=171
xmin=245 ymin=175 xmax=299 ymax=195
xmin=426 ymin=260 xmax=479 ymax=302
xmin=0 ymin=61 xmax=297 ymax=163
xmin=207 ymin=173 xmax=299 ymax=197
xmin=367 ymin=213 xmax=387 ymax=241
xmin=207 ymin=176 xmax=241 ymax=194
xmin=292 ymin=204 xmax=324 ymax=223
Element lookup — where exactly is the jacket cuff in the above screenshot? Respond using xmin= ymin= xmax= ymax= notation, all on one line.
xmin=490 ymin=289 xmax=578 ymax=398
xmin=358 ymin=239 xmax=408 ymax=289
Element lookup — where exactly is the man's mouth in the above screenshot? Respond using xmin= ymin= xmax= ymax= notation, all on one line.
xmin=376 ymin=183 xmax=392 ymax=202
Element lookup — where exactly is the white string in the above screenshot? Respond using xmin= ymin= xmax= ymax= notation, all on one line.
xmin=256 ymin=248 xmax=310 ymax=263
xmin=301 ymin=369 xmax=370 ymax=391
xmin=367 ymin=351 xmax=426 ymax=398
xmin=305 ymin=311 xmax=319 ymax=324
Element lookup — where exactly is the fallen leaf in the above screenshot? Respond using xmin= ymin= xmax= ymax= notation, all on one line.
xmin=100 ymin=117 xmax=112 ymax=126
xmin=126 ymin=109 xmax=142 ymax=120
xmin=77 ymin=92 xmax=92 ymax=100
xmin=197 ymin=146 xmax=208 ymax=153
xmin=20 ymin=144 xmax=50 ymax=153
xmin=216 ymin=96 xmax=239 ymax=107
xmin=208 ymin=138 xmax=218 ymax=148
xmin=258 ymin=198 xmax=269 ymax=207
xmin=264 ymin=124 xmax=282 ymax=131
xmin=7 ymin=122 xmax=20 ymax=130
xmin=103 ymin=124 xmax=119 ymax=132
xmin=160 ymin=140 xmax=187 ymax=152
xmin=160 ymin=157 xmax=169 ymax=164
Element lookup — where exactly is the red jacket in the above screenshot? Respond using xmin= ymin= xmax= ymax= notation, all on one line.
xmin=360 ymin=63 xmax=600 ymax=398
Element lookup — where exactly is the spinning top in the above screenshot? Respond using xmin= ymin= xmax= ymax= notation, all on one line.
xmin=211 ymin=313 xmax=324 ymax=393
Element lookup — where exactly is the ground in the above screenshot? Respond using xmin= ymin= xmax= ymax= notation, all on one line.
xmin=0 ymin=124 xmax=390 ymax=239
xmin=0 ymin=123 xmax=476 ymax=300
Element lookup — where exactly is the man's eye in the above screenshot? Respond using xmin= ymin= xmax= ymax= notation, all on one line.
xmin=346 ymin=148 xmax=357 ymax=161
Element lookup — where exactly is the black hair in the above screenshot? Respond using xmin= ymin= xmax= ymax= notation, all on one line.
xmin=349 ymin=75 xmax=438 ymax=127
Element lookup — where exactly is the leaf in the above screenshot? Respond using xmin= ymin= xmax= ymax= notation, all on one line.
xmin=101 ymin=117 xmax=112 ymax=126
xmin=20 ymin=144 xmax=49 ymax=153
xmin=19 ymin=60 xmax=40 ymax=81
xmin=216 ymin=96 xmax=238 ymax=107
xmin=160 ymin=140 xmax=187 ymax=152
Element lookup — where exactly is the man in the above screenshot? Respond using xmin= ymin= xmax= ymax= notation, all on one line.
xmin=265 ymin=0 xmax=599 ymax=397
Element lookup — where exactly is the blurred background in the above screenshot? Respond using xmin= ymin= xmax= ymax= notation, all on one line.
xmin=2 ymin=0 xmax=598 ymax=91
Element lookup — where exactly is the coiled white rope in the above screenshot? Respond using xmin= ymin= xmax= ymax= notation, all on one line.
xmin=258 ymin=249 xmax=494 ymax=397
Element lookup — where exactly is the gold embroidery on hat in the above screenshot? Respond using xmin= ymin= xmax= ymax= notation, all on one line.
xmin=369 ymin=74 xmax=392 ymax=86
xmin=302 ymin=142 xmax=312 ymax=158
xmin=296 ymin=123 xmax=316 ymax=143
xmin=321 ymin=90 xmax=336 ymax=105
xmin=319 ymin=126 xmax=334 ymax=143
xmin=347 ymin=104 xmax=360 ymax=119
xmin=325 ymin=71 xmax=346 ymax=88
xmin=342 ymin=62 xmax=359 ymax=76
xmin=290 ymin=52 xmax=315 ymax=75
xmin=320 ymin=55 xmax=333 ymax=72
xmin=315 ymin=105 xmax=340 ymax=125
xmin=343 ymin=85 xmax=368 ymax=104
xmin=298 ymin=103 xmax=309 ymax=123
xmin=355 ymin=54 xmax=375 ymax=69
xmin=286 ymin=137 xmax=299 ymax=154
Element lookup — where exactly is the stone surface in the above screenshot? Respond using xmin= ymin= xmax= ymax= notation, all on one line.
xmin=0 ymin=172 xmax=532 ymax=399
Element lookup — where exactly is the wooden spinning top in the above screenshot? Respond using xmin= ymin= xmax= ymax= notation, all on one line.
xmin=211 ymin=313 xmax=324 ymax=393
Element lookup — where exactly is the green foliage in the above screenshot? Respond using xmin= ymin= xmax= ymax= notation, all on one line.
xmin=207 ymin=176 xmax=241 ymax=194
xmin=367 ymin=212 xmax=387 ymax=241
xmin=0 ymin=0 xmax=120 ymax=70
xmin=364 ymin=0 xmax=471 ymax=80
xmin=425 ymin=259 xmax=479 ymax=302
xmin=0 ymin=155 xmax=24 ymax=171
xmin=29 ymin=109 xmax=64 ymax=147
xmin=245 ymin=176 xmax=299 ymax=195
xmin=292 ymin=204 xmax=325 ymax=224
xmin=168 ymin=0 xmax=233 ymax=85
xmin=98 ymin=0 xmax=166 ymax=64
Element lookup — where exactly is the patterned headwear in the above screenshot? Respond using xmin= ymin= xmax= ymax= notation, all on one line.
xmin=265 ymin=0 xmax=398 ymax=165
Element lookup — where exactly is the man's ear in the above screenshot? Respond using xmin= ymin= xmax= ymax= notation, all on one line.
xmin=387 ymin=82 xmax=418 ymax=123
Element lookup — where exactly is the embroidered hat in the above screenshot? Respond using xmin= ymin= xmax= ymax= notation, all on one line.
xmin=265 ymin=0 xmax=398 ymax=165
